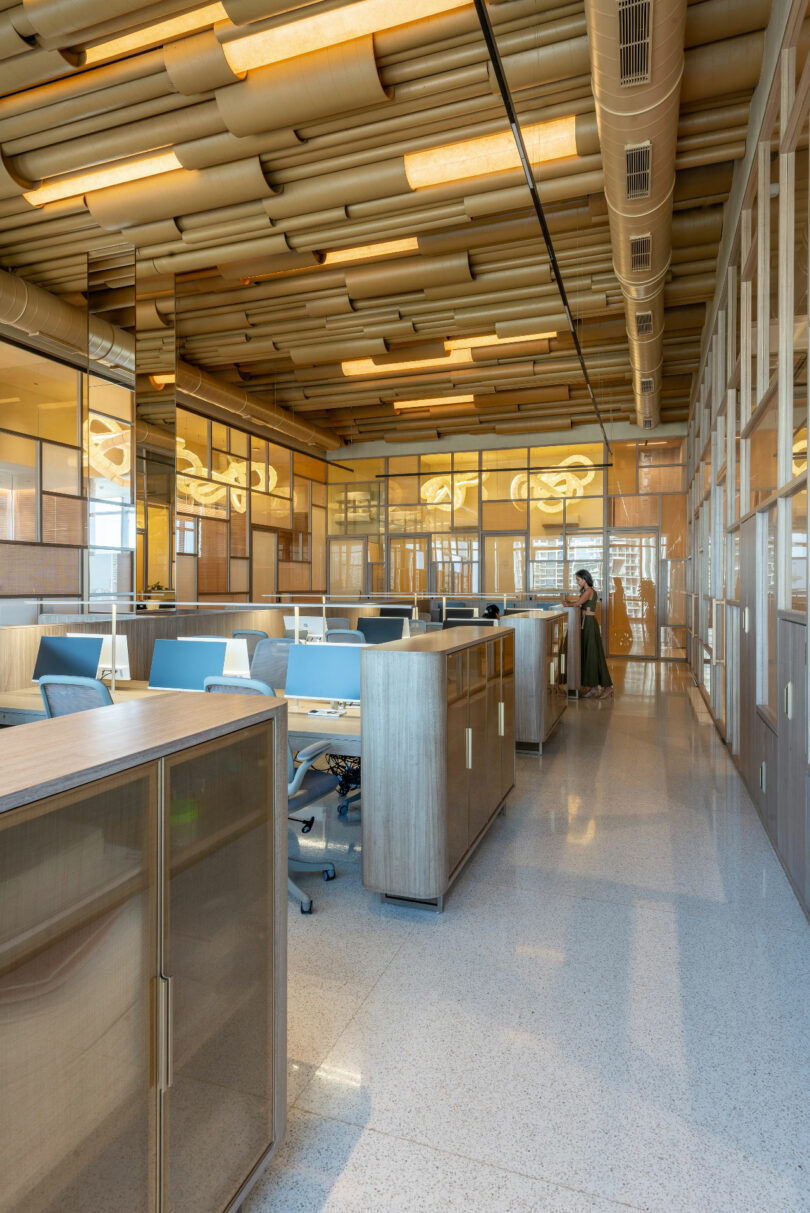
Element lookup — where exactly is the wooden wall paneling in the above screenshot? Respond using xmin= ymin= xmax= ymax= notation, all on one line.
xmin=198 ymin=517 xmax=228 ymax=595
xmin=777 ymin=618 xmax=807 ymax=904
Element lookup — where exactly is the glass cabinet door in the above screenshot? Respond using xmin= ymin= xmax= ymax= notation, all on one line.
xmin=445 ymin=652 xmax=470 ymax=874
xmin=161 ymin=723 xmax=275 ymax=1213
xmin=0 ymin=767 xmax=159 ymax=1213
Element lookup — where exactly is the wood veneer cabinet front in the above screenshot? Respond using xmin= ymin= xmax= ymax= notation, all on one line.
xmin=0 ymin=694 xmax=287 ymax=1213
xmin=507 ymin=611 xmax=568 ymax=752
xmin=361 ymin=627 xmax=515 ymax=907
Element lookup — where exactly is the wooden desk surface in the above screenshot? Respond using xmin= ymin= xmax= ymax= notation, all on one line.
xmin=287 ymin=704 xmax=361 ymax=757
xmin=0 ymin=680 xmax=163 ymax=726
xmin=0 ymin=692 xmax=287 ymax=813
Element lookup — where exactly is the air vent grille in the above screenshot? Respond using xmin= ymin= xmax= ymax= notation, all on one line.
xmin=630 ymin=234 xmax=652 ymax=271
xmin=635 ymin=311 xmax=654 ymax=336
xmin=618 ymin=0 xmax=652 ymax=85
xmin=625 ymin=143 xmax=651 ymax=199
xmin=640 ymin=377 xmax=655 ymax=395
xmin=642 ymin=417 xmax=654 ymax=429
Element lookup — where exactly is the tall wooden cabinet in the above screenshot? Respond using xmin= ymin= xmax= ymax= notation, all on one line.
xmin=0 ymin=694 xmax=287 ymax=1213
xmin=361 ymin=627 xmax=515 ymax=908
xmin=777 ymin=618 xmax=807 ymax=907
xmin=506 ymin=610 xmax=568 ymax=752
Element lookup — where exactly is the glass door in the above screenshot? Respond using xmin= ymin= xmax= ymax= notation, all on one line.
xmin=483 ymin=533 xmax=526 ymax=598
xmin=388 ymin=534 xmax=428 ymax=595
xmin=431 ymin=534 xmax=479 ymax=596
xmin=328 ymin=537 xmax=367 ymax=596
xmin=607 ymin=531 xmax=657 ymax=658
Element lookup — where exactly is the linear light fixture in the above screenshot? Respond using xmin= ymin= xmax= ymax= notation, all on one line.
xmin=324 ymin=237 xmax=419 ymax=265
xmin=222 ymin=0 xmax=472 ymax=74
xmin=84 ymin=3 xmax=227 ymax=65
xmin=404 ymin=116 xmax=577 ymax=189
xmin=149 ymin=373 xmax=176 ymax=387
xmin=341 ymin=348 xmax=472 ymax=377
xmin=394 ymin=395 xmax=474 ymax=411
xmin=24 ymin=151 xmax=182 ymax=206
xmin=444 ymin=331 xmax=556 ymax=350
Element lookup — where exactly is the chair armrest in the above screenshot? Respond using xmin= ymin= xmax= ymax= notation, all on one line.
xmin=295 ymin=739 xmax=332 ymax=764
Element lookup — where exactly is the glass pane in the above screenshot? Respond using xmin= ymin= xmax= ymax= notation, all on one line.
xmin=0 ymin=432 xmax=36 ymax=541
xmin=329 ymin=538 xmax=365 ymax=595
xmin=88 ymin=549 xmax=133 ymax=599
xmin=607 ymin=441 xmax=636 ymax=495
xmin=87 ymin=413 xmax=132 ymax=501
xmin=198 ymin=517 xmax=228 ymax=594
xmin=267 ymin=443 xmax=291 ymax=496
xmin=42 ymin=494 xmax=86 ymax=545
xmin=312 ymin=507 xmax=326 ymax=591
xmin=660 ymin=495 xmax=686 ymax=558
xmin=484 ymin=534 xmax=525 ymax=594
xmin=42 ymin=442 xmax=80 ymax=495
xmin=528 ymin=559 xmax=564 ymax=593
xmin=0 ymin=770 xmax=157 ymax=1213
xmin=565 ymin=495 xmax=602 ymax=529
xmin=482 ymin=448 xmax=524 ymax=470
xmin=610 ymin=495 xmax=658 ymax=527
xmin=749 ymin=395 xmax=778 ymax=508
xmin=453 ymin=472 xmax=479 ymax=527
xmin=89 ymin=377 xmax=133 ymax=423
xmin=0 ymin=341 xmax=79 ymax=444
xmin=146 ymin=503 xmax=172 ymax=590
xmin=608 ymin=532 xmax=657 ymax=657
xmin=389 ymin=535 xmax=427 ymax=594
xmin=638 ymin=465 xmax=684 ymax=493
xmin=164 ymin=728 xmax=274 ymax=1212
xmin=765 ymin=505 xmax=778 ymax=710
xmin=176 ymin=411 xmax=209 ymax=476
xmin=791 ymin=489 xmax=807 ymax=611
xmin=230 ymin=428 xmax=248 ymax=458
xmin=482 ymin=500 xmax=526 ymax=530
xmin=88 ymin=501 xmax=135 ymax=550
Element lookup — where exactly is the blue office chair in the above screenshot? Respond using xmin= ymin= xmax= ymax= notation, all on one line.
xmin=326 ymin=629 xmax=364 ymax=644
xmin=204 ymin=675 xmax=340 ymax=914
xmin=232 ymin=628 xmax=267 ymax=659
xmin=39 ymin=675 xmax=114 ymax=718
xmin=251 ymin=638 xmax=293 ymax=691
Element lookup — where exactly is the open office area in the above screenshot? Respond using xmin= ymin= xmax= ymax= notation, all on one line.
xmin=0 ymin=0 xmax=809 ymax=1209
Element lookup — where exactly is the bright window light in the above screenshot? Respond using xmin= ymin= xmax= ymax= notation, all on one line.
xmin=24 ymin=152 xmax=182 ymax=206
xmin=404 ymin=116 xmax=577 ymax=189
xmin=84 ymin=4 xmax=228 ymax=65
xmin=222 ymin=0 xmax=471 ymax=74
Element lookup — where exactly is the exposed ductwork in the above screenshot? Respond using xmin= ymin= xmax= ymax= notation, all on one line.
xmin=0 ymin=265 xmax=340 ymax=449
xmin=585 ymin=0 xmax=689 ymax=428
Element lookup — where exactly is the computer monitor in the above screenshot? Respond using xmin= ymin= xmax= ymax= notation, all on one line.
xmin=379 ymin=606 xmax=413 ymax=619
xmin=356 ymin=616 xmax=406 ymax=643
xmin=445 ymin=606 xmax=476 ymax=618
xmin=283 ymin=614 xmax=325 ymax=639
xmin=66 ymin=632 xmax=131 ymax=680
xmin=178 ymin=635 xmax=250 ymax=677
xmin=442 ymin=618 xmax=497 ymax=629
xmin=33 ymin=635 xmax=104 ymax=681
xmin=284 ymin=642 xmax=363 ymax=704
xmin=148 ymin=638 xmax=228 ymax=691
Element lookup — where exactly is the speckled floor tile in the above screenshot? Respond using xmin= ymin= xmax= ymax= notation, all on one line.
xmin=246 ymin=660 xmax=810 ymax=1213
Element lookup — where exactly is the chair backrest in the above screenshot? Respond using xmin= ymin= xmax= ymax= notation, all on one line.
xmin=39 ymin=675 xmax=114 ymax=718
xmin=326 ymin=616 xmax=350 ymax=631
xmin=251 ymin=638 xmax=292 ymax=690
xmin=203 ymin=675 xmax=273 ymax=695
xmin=232 ymin=629 xmax=268 ymax=659
xmin=283 ymin=627 xmax=308 ymax=640
xmin=326 ymin=629 xmax=364 ymax=644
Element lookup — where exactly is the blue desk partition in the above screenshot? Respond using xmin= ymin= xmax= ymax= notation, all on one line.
xmin=356 ymin=616 xmax=405 ymax=643
xmin=148 ymin=638 xmax=228 ymax=691
xmin=285 ymin=642 xmax=362 ymax=704
xmin=33 ymin=635 xmax=104 ymax=681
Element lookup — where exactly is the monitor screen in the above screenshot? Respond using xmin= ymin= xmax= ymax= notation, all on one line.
xmin=356 ymin=616 xmax=406 ymax=643
xmin=445 ymin=607 xmax=476 ymax=618
xmin=67 ymin=632 xmax=131 ymax=680
xmin=178 ymin=635 xmax=250 ymax=677
xmin=283 ymin=615 xmax=325 ymax=638
xmin=285 ymin=642 xmax=363 ymax=704
xmin=442 ymin=618 xmax=496 ymax=629
xmin=33 ymin=635 xmax=104 ymax=681
xmin=379 ymin=606 xmax=413 ymax=618
xmin=148 ymin=638 xmax=228 ymax=691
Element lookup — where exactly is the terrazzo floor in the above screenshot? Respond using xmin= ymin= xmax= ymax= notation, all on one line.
xmin=246 ymin=661 xmax=810 ymax=1213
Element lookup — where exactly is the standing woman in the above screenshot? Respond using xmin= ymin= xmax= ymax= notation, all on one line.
xmin=570 ymin=569 xmax=613 ymax=699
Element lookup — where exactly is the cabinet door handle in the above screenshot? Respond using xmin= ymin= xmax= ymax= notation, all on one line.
xmin=743 ymin=607 xmax=750 ymax=634
xmin=784 ymin=681 xmax=793 ymax=720
xmin=465 ymin=727 xmax=473 ymax=770
xmin=158 ymin=975 xmax=173 ymax=1092
xmin=759 ymin=761 xmax=766 ymax=793
xmin=498 ymin=702 xmax=504 ymax=737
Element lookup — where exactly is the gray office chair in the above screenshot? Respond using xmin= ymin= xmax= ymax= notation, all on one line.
xmin=39 ymin=674 xmax=113 ymax=718
xmin=325 ymin=616 xmax=351 ymax=631
xmin=251 ymin=637 xmax=293 ymax=691
xmin=284 ymin=627 xmax=308 ymax=640
xmin=326 ymin=628 xmax=364 ymax=644
xmin=204 ymin=675 xmax=340 ymax=914
xmin=232 ymin=628 xmax=267 ymax=659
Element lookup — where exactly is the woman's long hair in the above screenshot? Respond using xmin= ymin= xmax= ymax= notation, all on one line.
xmin=574 ymin=568 xmax=594 ymax=588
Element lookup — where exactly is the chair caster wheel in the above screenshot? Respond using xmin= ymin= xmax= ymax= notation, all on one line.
xmin=323 ymin=869 xmax=335 ymax=881
xmin=300 ymin=902 xmax=312 ymax=914
xmin=337 ymin=802 xmax=348 ymax=817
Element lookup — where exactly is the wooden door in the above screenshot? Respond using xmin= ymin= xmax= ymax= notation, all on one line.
xmin=738 ymin=516 xmax=758 ymax=796
xmin=777 ymin=619 xmax=807 ymax=896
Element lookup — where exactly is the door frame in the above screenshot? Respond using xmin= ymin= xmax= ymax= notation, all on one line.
xmin=606 ymin=527 xmax=660 ymax=660
xmin=250 ymin=525 xmax=278 ymax=603
xmin=482 ymin=531 xmax=528 ymax=599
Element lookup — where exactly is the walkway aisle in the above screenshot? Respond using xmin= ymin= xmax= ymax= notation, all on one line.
xmin=247 ymin=663 xmax=810 ymax=1213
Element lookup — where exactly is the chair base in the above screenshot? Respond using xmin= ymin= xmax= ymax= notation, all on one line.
xmin=288 ymin=876 xmax=312 ymax=914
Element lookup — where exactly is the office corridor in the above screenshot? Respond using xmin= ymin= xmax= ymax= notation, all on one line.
xmin=247 ymin=663 xmax=810 ymax=1213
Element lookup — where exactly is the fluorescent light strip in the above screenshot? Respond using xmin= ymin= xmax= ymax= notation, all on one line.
xmin=84 ymin=3 xmax=227 ymax=65
xmin=404 ymin=116 xmax=577 ymax=189
xmin=342 ymin=348 xmax=472 ymax=376
xmin=24 ymin=151 xmax=182 ymax=206
xmin=222 ymin=0 xmax=472 ymax=74
xmin=324 ymin=237 xmax=419 ymax=265
xmin=394 ymin=395 xmax=474 ymax=411
xmin=444 ymin=331 xmax=556 ymax=350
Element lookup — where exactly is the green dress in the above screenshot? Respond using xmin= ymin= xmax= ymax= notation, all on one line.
xmin=580 ymin=589 xmax=612 ymax=688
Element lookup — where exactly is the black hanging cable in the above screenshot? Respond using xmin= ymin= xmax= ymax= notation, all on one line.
xmin=472 ymin=0 xmax=612 ymax=453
